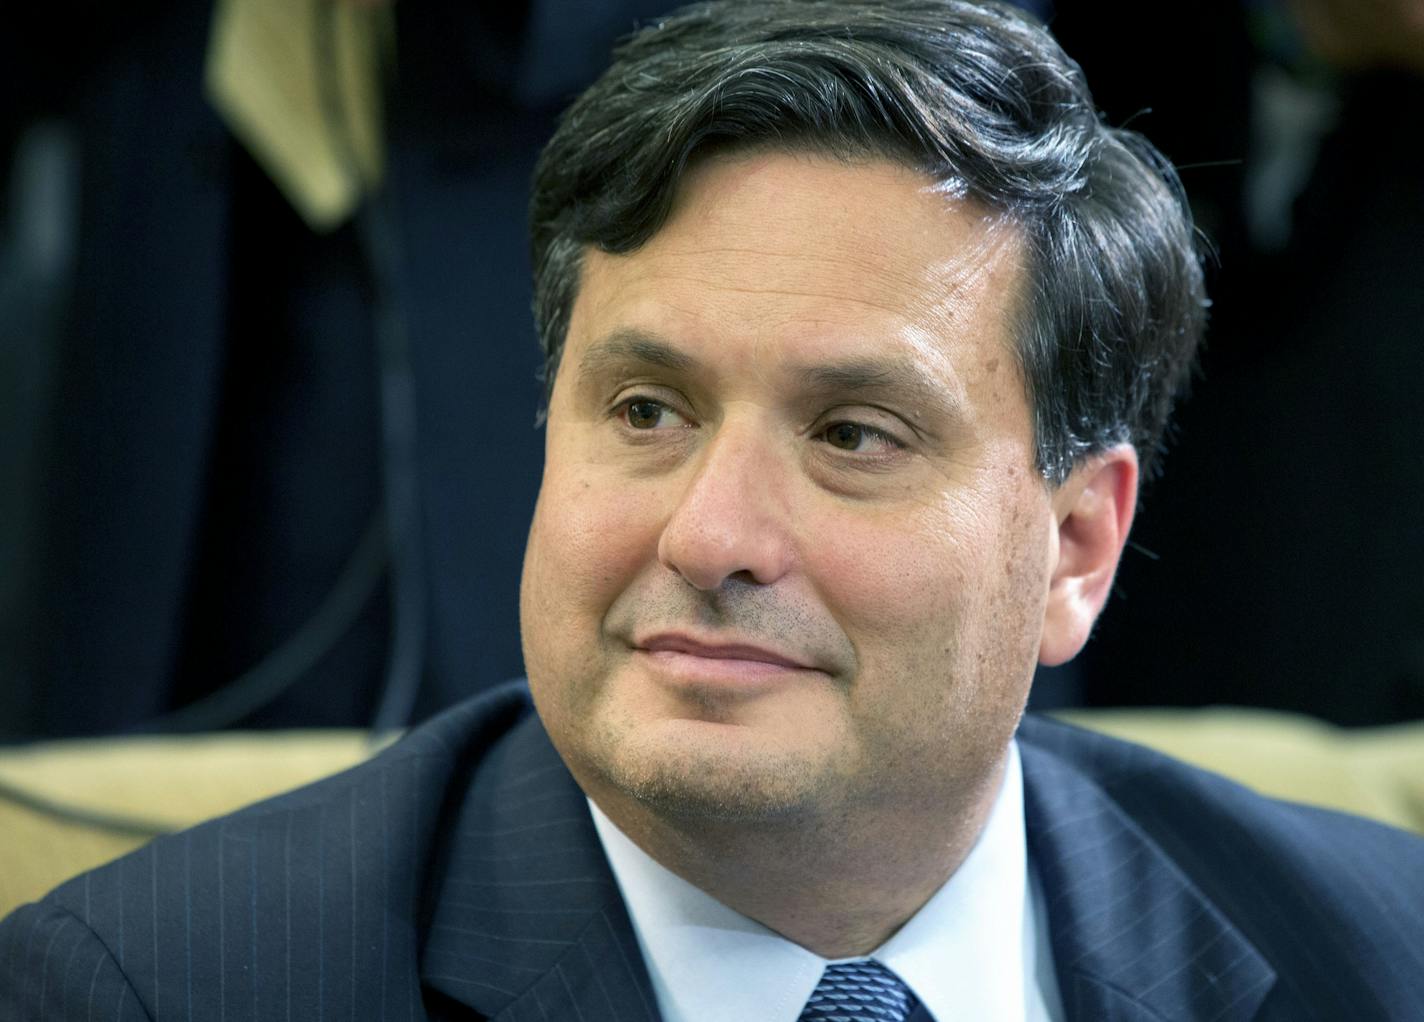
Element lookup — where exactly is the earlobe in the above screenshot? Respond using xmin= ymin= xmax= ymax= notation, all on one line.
xmin=1038 ymin=445 xmax=1139 ymax=667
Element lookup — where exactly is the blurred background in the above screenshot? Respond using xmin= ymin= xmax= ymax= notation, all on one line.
xmin=1 ymin=0 xmax=1421 ymax=743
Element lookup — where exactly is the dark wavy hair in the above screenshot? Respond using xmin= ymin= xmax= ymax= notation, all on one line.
xmin=529 ymin=0 xmax=1205 ymax=484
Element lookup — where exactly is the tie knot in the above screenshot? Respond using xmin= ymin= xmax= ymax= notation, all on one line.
xmin=798 ymin=960 xmax=920 ymax=1022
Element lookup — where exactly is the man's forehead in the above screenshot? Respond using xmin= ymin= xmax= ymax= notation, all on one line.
xmin=653 ymin=151 xmax=1021 ymax=283
xmin=569 ymin=152 xmax=1026 ymax=365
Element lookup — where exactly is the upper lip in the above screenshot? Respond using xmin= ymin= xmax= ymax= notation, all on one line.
xmin=636 ymin=632 xmax=817 ymax=671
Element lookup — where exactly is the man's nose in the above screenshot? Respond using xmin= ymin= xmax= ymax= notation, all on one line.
xmin=656 ymin=426 xmax=796 ymax=591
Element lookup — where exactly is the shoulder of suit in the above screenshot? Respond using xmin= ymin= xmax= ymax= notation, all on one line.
xmin=7 ymin=680 xmax=544 ymax=1017
xmin=1018 ymin=711 xmax=1424 ymax=914
xmin=1019 ymin=711 xmax=1424 ymax=844
xmin=42 ymin=679 xmax=540 ymax=913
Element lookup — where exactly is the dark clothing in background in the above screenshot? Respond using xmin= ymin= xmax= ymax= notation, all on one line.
xmin=0 ymin=2 xmax=677 ymax=739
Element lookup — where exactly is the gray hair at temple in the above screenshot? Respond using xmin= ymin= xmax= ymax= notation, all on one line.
xmin=529 ymin=0 xmax=1206 ymax=484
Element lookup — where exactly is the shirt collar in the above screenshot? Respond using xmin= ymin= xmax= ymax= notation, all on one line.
xmin=589 ymin=740 xmax=1060 ymax=1022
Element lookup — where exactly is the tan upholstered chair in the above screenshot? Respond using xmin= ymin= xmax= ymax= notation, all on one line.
xmin=2 ymin=709 xmax=1422 ymax=918
xmin=0 ymin=731 xmax=377 ymax=919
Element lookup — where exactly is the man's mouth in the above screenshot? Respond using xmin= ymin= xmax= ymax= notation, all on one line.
xmin=633 ymin=631 xmax=822 ymax=683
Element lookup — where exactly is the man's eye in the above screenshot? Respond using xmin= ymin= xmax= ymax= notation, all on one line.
xmin=820 ymin=421 xmax=899 ymax=453
xmin=620 ymin=398 xmax=688 ymax=430
xmin=824 ymin=422 xmax=866 ymax=450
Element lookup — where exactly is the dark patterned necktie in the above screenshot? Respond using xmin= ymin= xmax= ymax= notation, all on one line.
xmin=797 ymin=960 xmax=921 ymax=1022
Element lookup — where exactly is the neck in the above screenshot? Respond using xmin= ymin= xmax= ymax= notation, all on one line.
xmin=591 ymin=753 xmax=1008 ymax=958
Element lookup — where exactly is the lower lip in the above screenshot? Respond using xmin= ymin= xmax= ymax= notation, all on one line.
xmin=636 ymin=649 xmax=811 ymax=686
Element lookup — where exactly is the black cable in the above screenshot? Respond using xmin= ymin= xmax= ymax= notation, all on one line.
xmin=312 ymin=2 xmax=427 ymax=738
xmin=118 ymin=6 xmax=419 ymax=739
xmin=135 ymin=511 xmax=389 ymax=734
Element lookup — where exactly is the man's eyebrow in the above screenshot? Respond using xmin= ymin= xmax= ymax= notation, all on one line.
xmin=794 ymin=358 xmax=953 ymax=413
xmin=575 ymin=333 xmax=961 ymax=422
xmin=576 ymin=329 xmax=701 ymax=381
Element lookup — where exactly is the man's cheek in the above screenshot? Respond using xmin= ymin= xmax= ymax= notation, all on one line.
xmin=540 ymin=474 xmax=659 ymax=607
xmin=813 ymin=514 xmax=971 ymax=635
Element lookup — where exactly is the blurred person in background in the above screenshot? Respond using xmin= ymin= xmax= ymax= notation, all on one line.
xmin=0 ymin=0 xmax=680 ymax=740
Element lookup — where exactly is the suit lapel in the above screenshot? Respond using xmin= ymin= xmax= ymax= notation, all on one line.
xmin=421 ymin=714 xmax=660 ymax=1021
xmin=1018 ymin=725 xmax=1276 ymax=1022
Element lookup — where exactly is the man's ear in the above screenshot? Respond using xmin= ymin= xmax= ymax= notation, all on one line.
xmin=1039 ymin=444 xmax=1139 ymax=667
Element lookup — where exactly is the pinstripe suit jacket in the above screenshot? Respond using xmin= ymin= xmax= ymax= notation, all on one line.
xmin=4 ymin=680 xmax=1423 ymax=1020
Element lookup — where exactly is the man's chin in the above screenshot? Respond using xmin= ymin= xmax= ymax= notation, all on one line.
xmin=586 ymin=716 xmax=846 ymax=825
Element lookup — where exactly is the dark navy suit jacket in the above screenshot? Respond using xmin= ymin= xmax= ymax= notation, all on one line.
xmin=4 ymin=680 xmax=1423 ymax=1020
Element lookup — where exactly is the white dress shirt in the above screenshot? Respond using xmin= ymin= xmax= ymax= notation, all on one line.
xmin=589 ymin=740 xmax=1064 ymax=1022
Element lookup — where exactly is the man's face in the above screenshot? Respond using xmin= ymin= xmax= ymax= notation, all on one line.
xmin=521 ymin=151 xmax=1060 ymax=826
